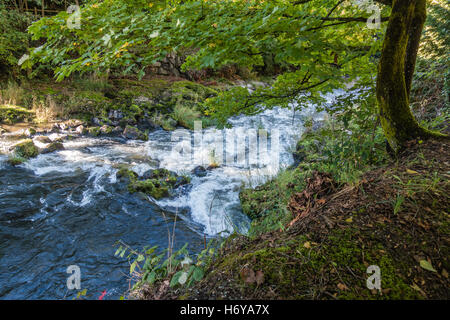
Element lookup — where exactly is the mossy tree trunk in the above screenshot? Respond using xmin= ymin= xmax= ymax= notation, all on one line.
xmin=376 ymin=0 xmax=446 ymax=151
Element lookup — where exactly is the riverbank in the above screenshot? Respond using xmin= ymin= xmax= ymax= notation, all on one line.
xmin=142 ymin=138 xmax=449 ymax=300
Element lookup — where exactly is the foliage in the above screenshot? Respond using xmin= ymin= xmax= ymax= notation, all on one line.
xmin=411 ymin=0 xmax=449 ymax=123
xmin=0 ymin=3 xmax=32 ymax=78
xmin=114 ymin=239 xmax=218 ymax=294
xmin=26 ymin=0 xmax=388 ymax=124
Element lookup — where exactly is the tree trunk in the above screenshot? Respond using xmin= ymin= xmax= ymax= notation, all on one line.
xmin=376 ymin=0 xmax=446 ymax=151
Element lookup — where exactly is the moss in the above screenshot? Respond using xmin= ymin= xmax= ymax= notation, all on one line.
xmin=12 ymin=139 xmax=39 ymax=159
xmin=88 ymin=127 xmax=101 ymax=136
xmin=77 ymin=91 xmax=109 ymax=103
xmin=117 ymin=167 xmax=138 ymax=182
xmin=7 ymin=155 xmax=26 ymax=166
xmin=129 ymin=179 xmax=170 ymax=199
xmin=376 ymin=0 xmax=447 ymax=151
xmin=201 ymin=226 xmax=422 ymax=299
xmin=0 ymin=105 xmax=34 ymax=124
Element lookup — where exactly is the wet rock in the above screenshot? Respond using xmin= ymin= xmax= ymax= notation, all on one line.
xmin=141 ymin=169 xmax=155 ymax=180
xmin=25 ymin=128 xmax=36 ymax=137
xmin=88 ymin=127 xmax=101 ymax=137
xmin=123 ymin=125 xmax=148 ymax=141
xmin=129 ymin=179 xmax=170 ymax=199
xmin=75 ymin=125 xmax=87 ymax=135
xmin=137 ymin=119 xmax=159 ymax=131
xmin=50 ymin=123 xmax=60 ymax=133
xmin=65 ymin=119 xmax=83 ymax=128
xmin=173 ymin=175 xmax=191 ymax=188
xmin=192 ymin=166 xmax=207 ymax=177
xmin=112 ymin=126 xmax=123 ymax=134
xmin=100 ymin=125 xmax=113 ymax=135
xmin=108 ymin=110 xmax=124 ymax=121
xmin=92 ymin=117 xmax=102 ymax=126
xmin=52 ymin=136 xmax=65 ymax=143
xmin=34 ymin=135 xmax=52 ymax=144
xmin=116 ymin=167 xmax=138 ymax=183
xmin=7 ymin=156 xmax=25 ymax=166
xmin=40 ymin=142 xmax=65 ymax=154
xmin=10 ymin=139 xmax=39 ymax=159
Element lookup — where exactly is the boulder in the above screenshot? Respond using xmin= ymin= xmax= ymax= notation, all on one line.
xmin=123 ymin=126 xmax=148 ymax=141
xmin=191 ymin=166 xmax=207 ymax=177
xmin=34 ymin=135 xmax=52 ymax=144
xmin=100 ymin=125 xmax=113 ymax=135
xmin=75 ymin=125 xmax=87 ymax=135
xmin=11 ymin=139 xmax=39 ymax=159
xmin=40 ymin=142 xmax=65 ymax=154
xmin=25 ymin=128 xmax=36 ymax=137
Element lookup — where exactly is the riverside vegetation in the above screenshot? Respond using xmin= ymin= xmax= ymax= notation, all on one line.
xmin=0 ymin=0 xmax=448 ymax=299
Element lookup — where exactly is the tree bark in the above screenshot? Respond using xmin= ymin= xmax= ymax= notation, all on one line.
xmin=376 ymin=0 xmax=446 ymax=152
xmin=404 ymin=0 xmax=426 ymax=96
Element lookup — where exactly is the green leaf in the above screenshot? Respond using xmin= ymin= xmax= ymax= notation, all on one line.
xmin=193 ymin=267 xmax=204 ymax=281
xmin=147 ymin=271 xmax=157 ymax=284
xmin=170 ymin=271 xmax=183 ymax=287
xmin=420 ymin=260 xmax=437 ymax=272
xmin=130 ymin=261 xmax=137 ymax=274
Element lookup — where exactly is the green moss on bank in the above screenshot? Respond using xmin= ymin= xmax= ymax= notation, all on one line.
xmin=0 ymin=105 xmax=34 ymax=124
xmin=176 ymin=139 xmax=449 ymax=300
xmin=1 ymin=78 xmax=221 ymax=130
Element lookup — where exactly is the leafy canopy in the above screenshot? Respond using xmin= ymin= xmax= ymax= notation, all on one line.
xmin=27 ymin=0 xmax=389 ymax=124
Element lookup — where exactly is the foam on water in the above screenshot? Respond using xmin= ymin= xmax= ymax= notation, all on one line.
xmin=0 ymin=89 xmax=342 ymax=237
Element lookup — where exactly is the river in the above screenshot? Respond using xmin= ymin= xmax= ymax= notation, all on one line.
xmin=0 ymin=91 xmax=332 ymax=299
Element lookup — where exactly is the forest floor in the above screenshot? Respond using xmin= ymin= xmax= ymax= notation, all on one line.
xmin=139 ymin=138 xmax=449 ymax=300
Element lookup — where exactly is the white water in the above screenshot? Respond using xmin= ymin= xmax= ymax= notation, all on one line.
xmin=0 ymin=90 xmax=343 ymax=236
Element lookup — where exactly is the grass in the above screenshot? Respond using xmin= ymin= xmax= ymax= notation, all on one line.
xmin=175 ymin=138 xmax=449 ymax=300
xmin=172 ymin=104 xmax=201 ymax=130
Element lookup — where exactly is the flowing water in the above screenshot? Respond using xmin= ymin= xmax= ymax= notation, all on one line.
xmin=0 ymin=90 xmax=335 ymax=299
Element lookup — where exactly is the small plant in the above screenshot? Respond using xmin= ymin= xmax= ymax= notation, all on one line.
xmin=0 ymin=82 xmax=25 ymax=106
xmin=172 ymin=104 xmax=201 ymax=130
xmin=208 ymin=148 xmax=220 ymax=168
xmin=393 ymin=192 xmax=405 ymax=215
xmin=114 ymin=239 xmax=217 ymax=295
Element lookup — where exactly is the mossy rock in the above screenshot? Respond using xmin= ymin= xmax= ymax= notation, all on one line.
xmin=7 ymin=156 xmax=26 ymax=166
xmin=129 ymin=179 xmax=170 ymax=199
xmin=116 ymin=167 xmax=139 ymax=183
xmin=0 ymin=105 xmax=35 ymax=124
xmin=88 ymin=127 xmax=101 ymax=136
xmin=12 ymin=139 xmax=39 ymax=159
xmin=123 ymin=125 xmax=148 ymax=141
xmin=41 ymin=142 xmax=65 ymax=154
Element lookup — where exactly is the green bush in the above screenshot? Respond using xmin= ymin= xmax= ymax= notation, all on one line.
xmin=0 ymin=5 xmax=32 ymax=78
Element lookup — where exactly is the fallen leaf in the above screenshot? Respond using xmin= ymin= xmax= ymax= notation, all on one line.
xmin=240 ymin=267 xmax=256 ymax=284
xmin=406 ymin=169 xmax=419 ymax=174
xmin=337 ymin=283 xmax=348 ymax=291
xmin=316 ymin=198 xmax=326 ymax=205
xmin=255 ymin=270 xmax=264 ymax=285
xmin=419 ymin=260 xmax=437 ymax=272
